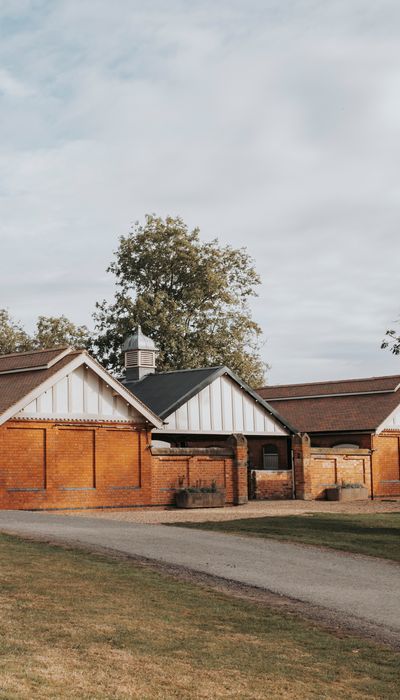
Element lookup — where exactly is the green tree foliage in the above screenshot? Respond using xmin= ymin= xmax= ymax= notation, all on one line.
xmin=381 ymin=322 xmax=400 ymax=356
xmin=0 ymin=309 xmax=33 ymax=355
xmin=0 ymin=309 xmax=90 ymax=355
xmin=33 ymin=315 xmax=90 ymax=350
xmin=92 ymin=214 xmax=267 ymax=386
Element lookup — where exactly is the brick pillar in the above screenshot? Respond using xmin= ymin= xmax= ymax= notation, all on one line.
xmin=228 ymin=433 xmax=248 ymax=505
xmin=292 ymin=433 xmax=312 ymax=500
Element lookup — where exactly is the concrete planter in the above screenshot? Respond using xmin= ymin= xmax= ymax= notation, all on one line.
xmin=325 ymin=485 xmax=368 ymax=501
xmin=175 ymin=490 xmax=225 ymax=509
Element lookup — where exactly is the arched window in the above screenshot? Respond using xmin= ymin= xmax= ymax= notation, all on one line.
xmin=262 ymin=444 xmax=279 ymax=470
xmin=334 ymin=443 xmax=359 ymax=449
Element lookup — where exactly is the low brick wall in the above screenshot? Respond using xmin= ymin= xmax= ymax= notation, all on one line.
xmin=308 ymin=448 xmax=372 ymax=499
xmin=151 ymin=436 xmax=248 ymax=506
xmin=293 ymin=434 xmax=372 ymax=500
xmin=250 ymin=470 xmax=293 ymax=500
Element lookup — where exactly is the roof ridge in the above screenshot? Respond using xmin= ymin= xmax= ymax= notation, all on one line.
xmin=261 ymin=373 xmax=400 ymax=390
xmin=0 ymin=345 xmax=71 ymax=360
xmin=146 ymin=366 xmax=224 ymax=376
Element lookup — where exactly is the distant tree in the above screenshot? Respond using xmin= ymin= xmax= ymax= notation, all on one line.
xmin=0 ymin=309 xmax=33 ymax=355
xmin=92 ymin=214 xmax=267 ymax=386
xmin=33 ymin=315 xmax=91 ymax=350
xmin=381 ymin=321 xmax=400 ymax=356
xmin=0 ymin=310 xmax=90 ymax=355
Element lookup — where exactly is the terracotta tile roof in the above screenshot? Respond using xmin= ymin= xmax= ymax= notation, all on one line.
xmin=0 ymin=347 xmax=71 ymax=374
xmin=258 ymin=375 xmax=400 ymax=432
xmin=0 ymin=350 xmax=81 ymax=418
xmin=259 ymin=375 xmax=400 ymax=400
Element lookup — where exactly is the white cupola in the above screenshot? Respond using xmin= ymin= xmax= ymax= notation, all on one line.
xmin=122 ymin=326 xmax=157 ymax=382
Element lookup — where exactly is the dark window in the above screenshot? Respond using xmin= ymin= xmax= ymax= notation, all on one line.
xmin=262 ymin=444 xmax=279 ymax=470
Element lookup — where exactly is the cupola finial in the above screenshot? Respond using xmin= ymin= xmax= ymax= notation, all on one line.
xmin=122 ymin=327 xmax=157 ymax=383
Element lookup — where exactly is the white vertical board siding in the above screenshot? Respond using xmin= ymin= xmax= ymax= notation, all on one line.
xmin=187 ymin=394 xmax=200 ymax=430
xmin=86 ymin=370 xmax=100 ymax=414
xmin=17 ymin=366 xmax=138 ymax=422
xmin=210 ymin=378 xmax=222 ymax=431
xmin=162 ymin=374 xmax=288 ymax=435
xmin=70 ymin=366 xmax=84 ymax=413
xmin=378 ymin=404 xmax=400 ymax=431
xmin=221 ymin=376 xmax=233 ymax=432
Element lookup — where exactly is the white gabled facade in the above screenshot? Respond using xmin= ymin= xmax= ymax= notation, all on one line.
xmin=155 ymin=373 xmax=289 ymax=436
xmin=0 ymin=352 xmax=163 ymax=428
xmin=17 ymin=364 xmax=142 ymax=423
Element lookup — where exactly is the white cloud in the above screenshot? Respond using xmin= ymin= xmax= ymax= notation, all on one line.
xmin=0 ymin=1 xmax=400 ymax=382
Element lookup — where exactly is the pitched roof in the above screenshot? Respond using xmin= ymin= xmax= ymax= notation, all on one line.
xmin=0 ymin=349 xmax=80 ymax=417
xmin=127 ymin=366 xmax=295 ymax=431
xmin=258 ymin=374 xmax=400 ymax=432
xmin=260 ymin=375 xmax=400 ymax=400
xmin=126 ymin=367 xmax=219 ymax=418
xmin=0 ymin=347 xmax=71 ymax=374
xmin=0 ymin=347 xmax=163 ymax=428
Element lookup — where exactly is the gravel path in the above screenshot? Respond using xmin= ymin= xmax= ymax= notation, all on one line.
xmin=0 ymin=509 xmax=399 ymax=646
xmin=50 ymin=498 xmax=400 ymax=524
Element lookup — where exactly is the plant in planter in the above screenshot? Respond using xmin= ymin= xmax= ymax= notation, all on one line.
xmin=325 ymin=481 xmax=368 ymax=502
xmin=175 ymin=480 xmax=225 ymax=508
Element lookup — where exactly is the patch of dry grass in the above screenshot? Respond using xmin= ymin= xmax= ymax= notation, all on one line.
xmin=0 ymin=534 xmax=399 ymax=699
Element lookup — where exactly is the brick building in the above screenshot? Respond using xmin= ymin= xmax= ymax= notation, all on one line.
xmin=259 ymin=376 xmax=400 ymax=499
xmin=0 ymin=346 xmax=249 ymax=509
xmin=123 ymin=329 xmax=295 ymax=499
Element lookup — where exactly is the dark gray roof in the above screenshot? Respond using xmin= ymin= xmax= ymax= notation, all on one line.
xmin=125 ymin=366 xmax=295 ymax=432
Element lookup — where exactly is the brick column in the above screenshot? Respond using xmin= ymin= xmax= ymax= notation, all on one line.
xmin=228 ymin=433 xmax=248 ymax=505
xmin=292 ymin=433 xmax=312 ymax=500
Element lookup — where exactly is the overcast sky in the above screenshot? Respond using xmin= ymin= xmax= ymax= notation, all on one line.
xmin=1 ymin=0 xmax=400 ymax=384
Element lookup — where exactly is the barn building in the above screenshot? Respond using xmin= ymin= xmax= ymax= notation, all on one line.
xmin=0 ymin=344 xmax=254 ymax=509
xmin=0 ymin=346 xmax=164 ymax=510
xmin=259 ymin=376 xmax=400 ymax=499
xmin=123 ymin=328 xmax=296 ymax=499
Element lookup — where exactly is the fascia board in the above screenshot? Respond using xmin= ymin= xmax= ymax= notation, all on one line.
xmin=82 ymin=355 xmax=163 ymax=428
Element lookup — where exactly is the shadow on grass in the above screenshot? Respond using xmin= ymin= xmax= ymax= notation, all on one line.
xmin=174 ymin=513 xmax=400 ymax=562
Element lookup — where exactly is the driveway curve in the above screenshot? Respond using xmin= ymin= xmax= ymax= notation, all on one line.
xmin=0 ymin=510 xmax=399 ymax=643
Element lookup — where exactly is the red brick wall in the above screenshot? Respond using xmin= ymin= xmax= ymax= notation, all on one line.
xmin=292 ymin=434 xmax=372 ymax=500
xmin=306 ymin=449 xmax=371 ymax=499
xmin=151 ymin=452 xmax=234 ymax=505
xmin=0 ymin=420 xmax=248 ymax=510
xmin=371 ymin=432 xmax=400 ymax=497
xmin=0 ymin=419 xmax=153 ymax=510
xmin=183 ymin=435 xmax=291 ymax=471
xmin=251 ymin=470 xmax=292 ymax=499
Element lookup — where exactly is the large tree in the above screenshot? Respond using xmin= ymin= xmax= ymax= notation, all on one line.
xmin=0 ymin=309 xmax=33 ymax=355
xmin=92 ymin=214 xmax=266 ymax=386
xmin=0 ymin=309 xmax=90 ymax=354
xmin=33 ymin=315 xmax=90 ymax=350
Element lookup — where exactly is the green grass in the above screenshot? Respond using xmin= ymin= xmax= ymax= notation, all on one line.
xmin=0 ymin=534 xmax=399 ymax=699
xmin=173 ymin=513 xmax=400 ymax=561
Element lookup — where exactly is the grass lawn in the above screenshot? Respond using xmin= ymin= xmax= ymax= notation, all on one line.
xmin=0 ymin=535 xmax=399 ymax=699
xmin=173 ymin=512 xmax=400 ymax=561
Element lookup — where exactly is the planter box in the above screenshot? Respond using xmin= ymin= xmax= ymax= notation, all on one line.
xmin=325 ymin=486 xmax=368 ymax=502
xmin=175 ymin=490 xmax=225 ymax=509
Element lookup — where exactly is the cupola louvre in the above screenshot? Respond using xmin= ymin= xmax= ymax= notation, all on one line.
xmin=122 ymin=326 xmax=157 ymax=382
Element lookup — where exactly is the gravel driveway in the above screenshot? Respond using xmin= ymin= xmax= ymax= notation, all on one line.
xmin=51 ymin=497 xmax=400 ymax=524
xmin=0 ymin=509 xmax=399 ymax=646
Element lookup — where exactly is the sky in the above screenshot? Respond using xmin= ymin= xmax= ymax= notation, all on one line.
xmin=1 ymin=0 xmax=400 ymax=384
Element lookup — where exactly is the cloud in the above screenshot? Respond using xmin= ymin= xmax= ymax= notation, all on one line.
xmin=0 ymin=1 xmax=400 ymax=382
